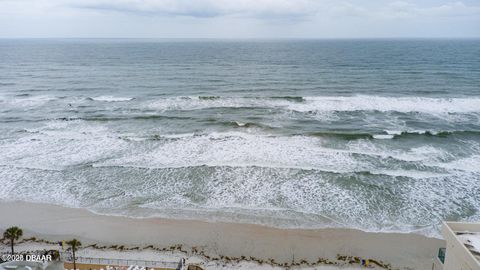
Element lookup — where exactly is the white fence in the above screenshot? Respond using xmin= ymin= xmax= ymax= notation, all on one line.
xmin=0 ymin=251 xmax=183 ymax=270
xmin=62 ymin=253 xmax=182 ymax=270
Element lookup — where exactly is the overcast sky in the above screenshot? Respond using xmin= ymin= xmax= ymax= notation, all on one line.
xmin=1 ymin=0 xmax=479 ymax=38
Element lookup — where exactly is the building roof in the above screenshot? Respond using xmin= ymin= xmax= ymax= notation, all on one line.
xmin=444 ymin=222 xmax=480 ymax=266
xmin=457 ymin=232 xmax=480 ymax=262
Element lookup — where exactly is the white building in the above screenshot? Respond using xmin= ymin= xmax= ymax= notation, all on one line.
xmin=433 ymin=222 xmax=480 ymax=270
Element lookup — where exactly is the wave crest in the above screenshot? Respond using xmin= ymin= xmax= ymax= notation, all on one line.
xmin=146 ymin=95 xmax=480 ymax=114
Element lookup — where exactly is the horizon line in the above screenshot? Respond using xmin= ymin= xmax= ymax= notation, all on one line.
xmin=1 ymin=37 xmax=480 ymax=40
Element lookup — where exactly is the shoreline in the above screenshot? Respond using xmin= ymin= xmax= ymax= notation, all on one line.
xmin=0 ymin=201 xmax=444 ymax=269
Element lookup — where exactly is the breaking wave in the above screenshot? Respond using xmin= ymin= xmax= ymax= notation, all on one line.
xmin=146 ymin=95 xmax=480 ymax=114
xmin=87 ymin=96 xmax=134 ymax=102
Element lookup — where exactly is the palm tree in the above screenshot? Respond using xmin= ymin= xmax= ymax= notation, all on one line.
xmin=3 ymin=226 xmax=23 ymax=255
xmin=66 ymin=239 xmax=82 ymax=270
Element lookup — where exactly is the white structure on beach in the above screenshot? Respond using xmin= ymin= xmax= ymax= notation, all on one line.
xmin=433 ymin=222 xmax=480 ymax=270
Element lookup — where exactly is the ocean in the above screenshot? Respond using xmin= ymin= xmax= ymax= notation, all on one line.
xmin=1 ymin=39 xmax=479 ymax=235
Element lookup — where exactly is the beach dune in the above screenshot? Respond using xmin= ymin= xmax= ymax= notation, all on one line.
xmin=0 ymin=201 xmax=443 ymax=269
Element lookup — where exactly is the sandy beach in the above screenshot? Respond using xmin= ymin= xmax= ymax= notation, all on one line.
xmin=0 ymin=201 xmax=444 ymax=270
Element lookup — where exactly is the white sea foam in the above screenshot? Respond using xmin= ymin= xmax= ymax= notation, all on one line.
xmin=96 ymin=132 xmax=362 ymax=172
xmin=0 ymin=95 xmax=58 ymax=108
xmin=90 ymin=96 xmax=134 ymax=102
xmin=385 ymin=130 xmax=403 ymax=135
xmin=147 ymin=96 xmax=290 ymax=111
xmin=301 ymin=96 xmax=480 ymax=114
xmin=1 ymin=130 xmax=478 ymax=236
xmin=385 ymin=130 xmax=443 ymax=136
xmin=0 ymin=166 xmax=80 ymax=206
xmin=369 ymin=169 xmax=448 ymax=179
xmin=1 ymin=160 xmax=477 ymax=236
xmin=346 ymin=139 xmax=451 ymax=163
xmin=161 ymin=133 xmax=196 ymax=139
xmin=146 ymin=95 xmax=480 ymax=115
xmin=94 ymin=131 xmax=454 ymax=180
xmin=0 ymin=120 xmax=127 ymax=170
xmin=0 ymin=119 xmax=478 ymax=236
xmin=0 ymin=119 xmax=459 ymax=179
xmin=431 ymin=155 xmax=480 ymax=173
xmin=373 ymin=134 xmax=395 ymax=139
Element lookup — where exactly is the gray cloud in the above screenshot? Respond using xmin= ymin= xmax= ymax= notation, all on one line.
xmin=66 ymin=0 xmax=480 ymax=19
xmin=0 ymin=0 xmax=479 ymax=38
xmin=2 ymin=0 xmax=480 ymax=19
xmin=69 ymin=0 xmax=325 ymax=18
xmin=380 ymin=1 xmax=480 ymax=19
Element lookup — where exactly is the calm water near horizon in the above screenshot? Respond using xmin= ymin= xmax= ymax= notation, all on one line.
xmin=1 ymin=39 xmax=479 ymax=236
